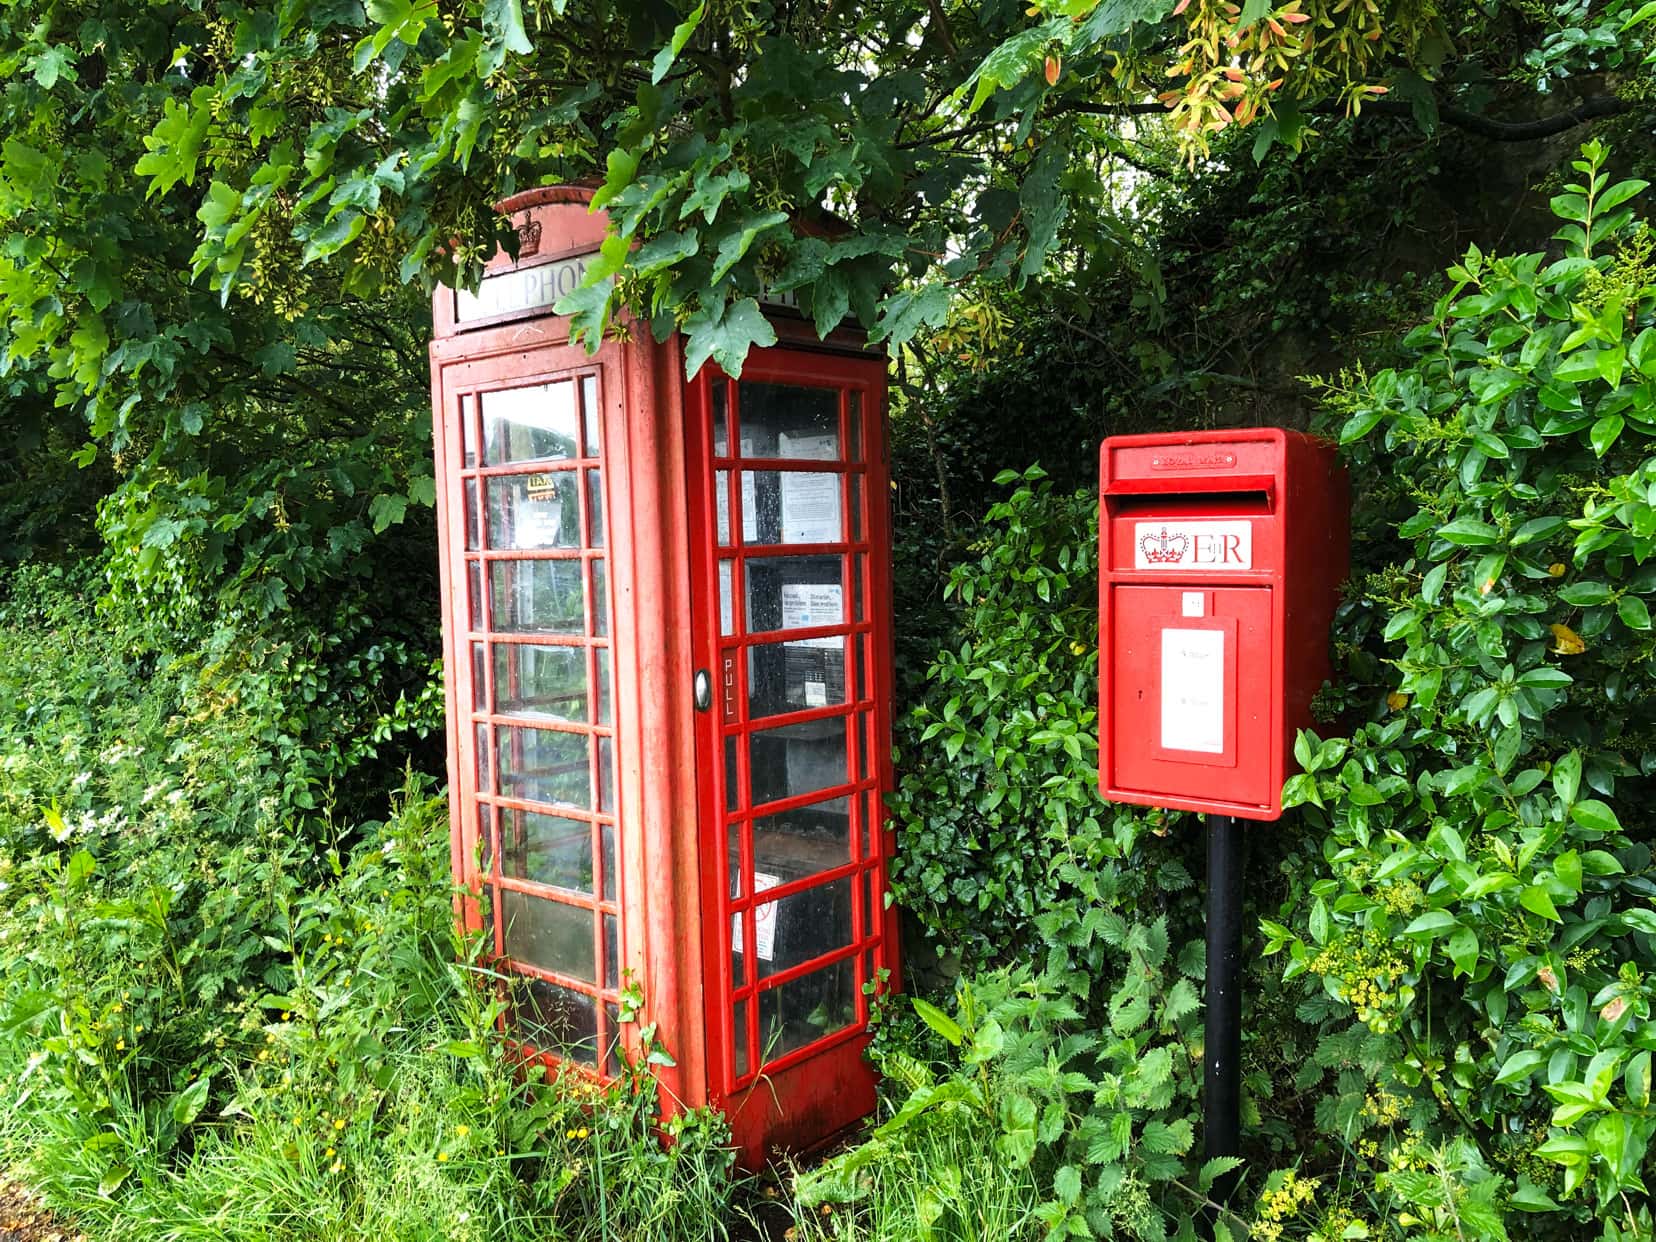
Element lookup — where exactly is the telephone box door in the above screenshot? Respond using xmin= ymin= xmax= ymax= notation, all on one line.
xmin=685 ymin=348 xmax=894 ymax=1161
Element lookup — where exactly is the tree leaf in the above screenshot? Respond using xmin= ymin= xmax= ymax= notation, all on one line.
xmin=651 ymin=2 xmax=706 ymax=84
xmin=682 ymin=296 xmax=777 ymax=380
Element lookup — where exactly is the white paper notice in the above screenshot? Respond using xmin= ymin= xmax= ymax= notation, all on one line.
xmin=779 ymin=472 xmax=841 ymax=544
xmin=780 ymin=583 xmax=843 ymax=649
xmin=732 ymin=871 xmax=783 ymax=961
xmin=715 ymin=440 xmax=759 ymax=543
xmin=1161 ymin=628 xmax=1225 ymax=754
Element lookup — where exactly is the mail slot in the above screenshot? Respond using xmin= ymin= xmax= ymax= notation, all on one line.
xmin=1098 ymin=429 xmax=1348 ymax=820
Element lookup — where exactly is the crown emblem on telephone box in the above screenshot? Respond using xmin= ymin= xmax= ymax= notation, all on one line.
xmin=1139 ymin=526 xmax=1189 ymax=564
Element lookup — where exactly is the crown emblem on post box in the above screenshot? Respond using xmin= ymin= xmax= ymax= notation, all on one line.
xmin=1139 ymin=526 xmax=1190 ymax=564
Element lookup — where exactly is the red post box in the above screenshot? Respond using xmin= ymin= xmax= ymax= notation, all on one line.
xmin=426 ymin=187 xmax=900 ymax=1167
xmin=1098 ymin=429 xmax=1348 ymax=821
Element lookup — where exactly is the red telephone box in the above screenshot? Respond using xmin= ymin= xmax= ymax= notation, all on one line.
xmin=427 ymin=186 xmax=899 ymax=1166
xmin=1098 ymin=429 xmax=1348 ymax=821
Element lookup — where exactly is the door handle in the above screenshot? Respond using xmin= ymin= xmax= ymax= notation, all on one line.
xmin=693 ymin=668 xmax=713 ymax=712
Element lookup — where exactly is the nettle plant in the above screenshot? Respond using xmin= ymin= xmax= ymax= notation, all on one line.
xmin=1269 ymin=142 xmax=1656 ymax=1240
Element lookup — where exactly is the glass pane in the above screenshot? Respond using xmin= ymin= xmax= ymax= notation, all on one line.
xmin=596 ymin=648 xmax=612 ymax=724
xmin=726 ymin=819 xmax=744 ymax=900
xmin=732 ymin=998 xmax=750 ymax=1079
xmin=479 ymin=883 xmax=495 ymax=953
xmin=863 ymin=788 xmax=880 ymax=858
xmin=501 ymin=890 xmax=595 ymax=983
xmin=511 ymin=976 xmax=598 ymax=1065
xmin=471 ymin=642 xmax=488 ymax=712
xmin=746 ymin=556 xmax=844 ymax=634
xmin=750 ymin=716 xmax=848 ymax=807
xmin=735 ymin=471 xmax=842 ymax=546
xmin=604 ymin=913 xmax=619 ymax=990
xmin=712 ymin=381 xmax=730 ymax=456
xmin=758 ymin=960 xmax=856 ymax=1063
xmin=490 ymin=559 xmax=585 ymax=634
xmin=867 ymin=868 xmax=882 ymax=936
xmin=853 ymin=552 xmax=866 ymax=621
xmin=739 ymin=383 xmax=839 ymax=459
xmin=468 ymin=560 xmax=484 ymax=630
xmin=752 ymin=796 xmax=851 ymax=886
xmin=500 ymin=806 xmax=592 ymax=893
xmin=581 ymin=375 xmax=601 ymax=456
xmin=483 ymin=381 xmax=579 ymax=464
xmin=591 ymin=560 xmax=608 ymax=636
xmin=849 ymin=475 xmax=863 ymax=542
xmin=464 ymin=479 xmax=481 ymax=551
xmin=754 ymin=877 xmax=853 ymax=980
xmin=600 ymin=822 xmax=616 ymax=903
xmin=724 ymin=735 xmax=740 ymax=813
xmin=587 ymin=469 xmax=604 ymax=547
xmin=719 ymin=562 xmax=735 ymax=635
xmin=848 ymin=391 xmax=862 ymax=463
xmin=461 ymin=393 xmax=478 ymax=468
xmin=494 ymin=643 xmax=588 ymax=721
xmin=496 ymin=724 xmax=591 ymax=809
xmin=716 ymin=470 xmax=757 ymax=546
xmin=487 ymin=473 xmax=581 ymax=551
xmin=747 ymin=636 xmax=846 ymax=720
xmin=851 ymin=634 xmax=866 ymax=702
xmin=598 ymin=736 xmax=615 ymax=812
xmin=478 ymin=802 xmax=494 ymax=875
xmin=604 ymin=1002 xmax=623 ymax=1077
xmin=474 ymin=722 xmax=491 ymax=793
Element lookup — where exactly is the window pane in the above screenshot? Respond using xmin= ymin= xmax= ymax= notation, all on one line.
xmin=847 ymin=391 xmax=862 ymax=463
xmin=604 ymin=1002 xmax=623 ymax=1077
xmin=758 ymin=960 xmax=856 ymax=1063
xmin=598 ymin=736 xmax=615 ymax=812
xmin=500 ymin=807 xmax=592 ymax=893
xmin=591 ymin=560 xmax=608 ymax=636
xmin=747 ymin=877 xmax=852 ymax=980
xmin=732 ymin=997 xmax=750 ymax=1079
xmin=587 ymin=469 xmax=604 ymax=547
xmin=489 ymin=559 xmax=585 ymax=634
xmin=494 ymin=643 xmax=588 ymax=722
xmin=471 ymin=641 xmax=488 ymax=712
xmin=496 ymin=724 xmax=591 ymax=809
xmin=474 ymin=722 xmax=491 ymax=793
xmin=739 ymin=383 xmax=839 ymax=459
xmin=468 ymin=560 xmax=484 ymax=630
xmin=712 ymin=381 xmax=730 ymax=456
xmin=461 ymin=393 xmax=478 ymax=467
xmin=750 ymin=716 xmax=847 ymax=807
xmin=464 ymin=479 xmax=480 ymax=551
xmin=511 ymin=976 xmax=597 ymax=1065
xmin=752 ymin=797 xmax=851 ymax=887
xmin=747 ymin=636 xmax=845 ymax=720
xmin=849 ymin=475 xmax=863 ymax=542
xmin=483 ymin=382 xmax=580 ymax=464
xmin=502 ymin=890 xmax=595 ymax=983
xmin=600 ymin=822 xmax=616 ymax=903
xmin=737 ymin=471 xmax=842 ymax=546
xmin=487 ymin=473 xmax=581 ymax=550
xmin=596 ymin=648 xmax=612 ymax=725
xmin=603 ymin=913 xmax=619 ymax=990
xmin=581 ymin=375 xmax=601 ymax=456
xmin=727 ymin=819 xmax=744 ymax=899
xmin=477 ymin=802 xmax=494 ymax=875
xmin=746 ymin=556 xmax=843 ymax=635
xmin=719 ymin=562 xmax=735 ymax=635
xmin=479 ymin=883 xmax=495 ymax=953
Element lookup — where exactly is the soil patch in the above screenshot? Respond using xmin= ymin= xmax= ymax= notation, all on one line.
xmin=0 ymin=1180 xmax=83 ymax=1242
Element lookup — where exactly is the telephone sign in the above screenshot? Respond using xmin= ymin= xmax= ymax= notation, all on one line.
xmin=1098 ymin=429 xmax=1348 ymax=821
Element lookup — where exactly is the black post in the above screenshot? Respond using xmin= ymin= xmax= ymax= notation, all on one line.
xmin=1203 ymin=813 xmax=1244 ymax=1232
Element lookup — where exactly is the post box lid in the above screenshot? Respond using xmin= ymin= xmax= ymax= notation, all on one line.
xmin=1100 ymin=427 xmax=1329 ymax=498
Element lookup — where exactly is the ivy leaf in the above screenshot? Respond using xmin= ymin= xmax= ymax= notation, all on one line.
xmin=651 ymin=2 xmax=706 ymax=84
xmin=483 ymin=0 xmax=535 ymax=55
xmin=681 ymin=296 xmax=777 ymax=381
